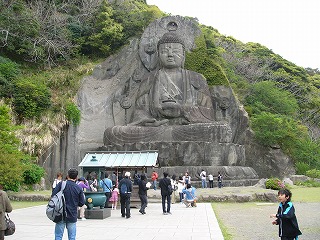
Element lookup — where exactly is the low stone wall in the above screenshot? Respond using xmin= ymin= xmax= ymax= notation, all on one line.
xmin=147 ymin=186 xmax=278 ymax=203
xmin=8 ymin=193 xmax=51 ymax=202
xmin=8 ymin=186 xmax=278 ymax=203
xmin=199 ymin=192 xmax=277 ymax=202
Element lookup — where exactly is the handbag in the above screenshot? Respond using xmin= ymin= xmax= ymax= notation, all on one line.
xmin=4 ymin=213 xmax=15 ymax=236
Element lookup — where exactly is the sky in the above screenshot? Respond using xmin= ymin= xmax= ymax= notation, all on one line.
xmin=147 ymin=0 xmax=320 ymax=69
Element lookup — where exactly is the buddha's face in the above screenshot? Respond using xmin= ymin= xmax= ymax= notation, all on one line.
xmin=158 ymin=43 xmax=184 ymax=69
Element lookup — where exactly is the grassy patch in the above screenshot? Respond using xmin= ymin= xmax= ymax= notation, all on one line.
xmin=12 ymin=201 xmax=47 ymax=209
xmin=211 ymin=203 xmax=233 ymax=240
xmin=290 ymin=186 xmax=320 ymax=202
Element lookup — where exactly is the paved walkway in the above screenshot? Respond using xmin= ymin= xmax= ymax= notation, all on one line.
xmin=8 ymin=203 xmax=224 ymax=240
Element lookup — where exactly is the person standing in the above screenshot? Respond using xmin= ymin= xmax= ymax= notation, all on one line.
xmin=76 ymin=177 xmax=90 ymax=220
xmin=109 ymin=185 xmax=119 ymax=210
xmin=217 ymin=172 xmax=223 ymax=188
xmin=99 ymin=172 xmax=113 ymax=208
xmin=208 ymin=173 xmax=214 ymax=188
xmin=151 ymin=170 xmax=158 ymax=190
xmin=183 ymin=172 xmax=191 ymax=185
xmin=53 ymin=168 xmax=85 ymax=240
xmin=200 ymin=169 xmax=207 ymax=188
xmin=111 ymin=172 xmax=117 ymax=187
xmin=177 ymin=176 xmax=185 ymax=203
xmin=119 ymin=172 xmax=133 ymax=218
xmin=159 ymin=172 xmax=172 ymax=215
xmin=52 ymin=172 xmax=63 ymax=192
xmin=171 ymin=175 xmax=178 ymax=204
xmin=133 ymin=170 xmax=140 ymax=185
xmin=270 ymin=188 xmax=302 ymax=240
xmin=138 ymin=174 xmax=149 ymax=214
xmin=0 ymin=184 xmax=13 ymax=240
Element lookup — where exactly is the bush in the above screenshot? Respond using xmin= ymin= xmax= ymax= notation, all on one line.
xmin=0 ymin=102 xmax=25 ymax=191
xmin=65 ymin=102 xmax=81 ymax=126
xmin=295 ymin=180 xmax=320 ymax=188
xmin=266 ymin=178 xmax=284 ymax=190
xmin=306 ymin=169 xmax=320 ymax=179
xmin=23 ymin=163 xmax=45 ymax=185
xmin=246 ymin=81 xmax=299 ymax=116
xmin=0 ymin=56 xmax=20 ymax=81
xmin=295 ymin=162 xmax=310 ymax=175
xmin=13 ymin=77 xmax=51 ymax=119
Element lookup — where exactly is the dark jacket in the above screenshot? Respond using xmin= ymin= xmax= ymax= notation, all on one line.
xmin=52 ymin=180 xmax=85 ymax=223
xmin=138 ymin=179 xmax=148 ymax=195
xmin=159 ymin=177 xmax=171 ymax=196
xmin=275 ymin=201 xmax=302 ymax=238
xmin=0 ymin=190 xmax=13 ymax=231
xmin=119 ymin=177 xmax=133 ymax=194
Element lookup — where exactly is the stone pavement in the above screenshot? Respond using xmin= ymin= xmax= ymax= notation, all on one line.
xmin=8 ymin=202 xmax=224 ymax=240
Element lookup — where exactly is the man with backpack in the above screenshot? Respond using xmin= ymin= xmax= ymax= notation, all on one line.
xmin=52 ymin=168 xmax=85 ymax=240
xmin=119 ymin=172 xmax=133 ymax=219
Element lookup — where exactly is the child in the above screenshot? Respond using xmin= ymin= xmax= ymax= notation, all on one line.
xmin=270 ymin=188 xmax=302 ymax=240
xmin=109 ymin=185 xmax=119 ymax=210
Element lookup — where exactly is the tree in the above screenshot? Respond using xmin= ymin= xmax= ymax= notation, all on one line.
xmin=251 ymin=112 xmax=307 ymax=149
xmin=0 ymin=102 xmax=24 ymax=191
xmin=246 ymin=81 xmax=299 ymax=116
xmin=13 ymin=77 xmax=51 ymax=120
xmin=84 ymin=0 xmax=124 ymax=55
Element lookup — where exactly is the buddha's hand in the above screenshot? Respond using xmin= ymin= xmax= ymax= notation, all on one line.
xmin=159 ymin=101 xmax=182 ymax=118
xmin=145 ymin=119 xmax=169 ymax=127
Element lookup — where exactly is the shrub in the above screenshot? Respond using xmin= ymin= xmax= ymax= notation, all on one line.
xmin=23 ymin=163 xmax=45 ymax=185
xmin=0 ymin=102 xmax=25 ymax=191
xmin=295 ymin=162 xmax=310 ymax=175
xmin=266 ymin=178 xmax=284 ymax=190
xmin=295 ymin=180 xmax=320 ymax=188
xmin=65 ymin=102 xmax=81 ymax=126
xmin=0 ymin=56 xmax=20 ymax=80
xmin=13 ymin=77 xmax=51 ymax=119
xmin=306 ymin=169 xmax=320 ymax=179
xmin=246 ymin=81 xmax=299 ymax=116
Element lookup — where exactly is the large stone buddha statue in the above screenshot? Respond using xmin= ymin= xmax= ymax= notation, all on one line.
xmin=104 ymin=30 xmax=232 ymax=145
xmin=130 ymin=31 xmax=215 ymax=127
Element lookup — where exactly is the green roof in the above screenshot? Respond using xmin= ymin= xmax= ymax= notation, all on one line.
xmin=78 ymin=151 xmax=158 ymax=168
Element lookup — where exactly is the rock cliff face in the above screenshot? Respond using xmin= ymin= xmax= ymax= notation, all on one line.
xmin=39 ymin=16 xmax=295 ymax=182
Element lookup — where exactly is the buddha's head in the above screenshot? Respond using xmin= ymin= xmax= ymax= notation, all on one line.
xmin=157 ymin=32 xmax=185 ymax=69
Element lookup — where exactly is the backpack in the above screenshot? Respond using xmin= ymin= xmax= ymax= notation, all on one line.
xmin=120 ymin=182 xmax=128 ymax=194
xmin=46 ymin=181 xmax=67 ymax=223
xmin=134 ymin=173 xmax=140 ymax=180
xmin=167 ymin=184 xmax=173 ymax=195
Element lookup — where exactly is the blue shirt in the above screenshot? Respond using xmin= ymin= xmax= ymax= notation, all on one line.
xmin=99 ymin=178 xmax=113 ymax=192
xmin=182 ymin=187 xmax=196 ymax=201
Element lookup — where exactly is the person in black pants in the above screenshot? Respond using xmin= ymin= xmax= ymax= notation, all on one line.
xmin=119 ymin=172 xmax=133 ymax=218
xmin=138 ymin=174 xmax=149 ymax=214
xmin=159 ymin=172 xmax=172 ymax=215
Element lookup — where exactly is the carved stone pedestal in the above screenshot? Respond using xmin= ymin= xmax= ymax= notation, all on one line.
xmin=84 ymin=208 xmax=111 ymax=219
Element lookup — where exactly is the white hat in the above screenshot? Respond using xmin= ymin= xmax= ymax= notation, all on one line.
xmin=125 ymin=172 xmax=130 ymax=177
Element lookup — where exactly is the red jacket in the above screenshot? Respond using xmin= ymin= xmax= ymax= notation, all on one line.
xmin=151 ymin=172 xmax=158 ymax=181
